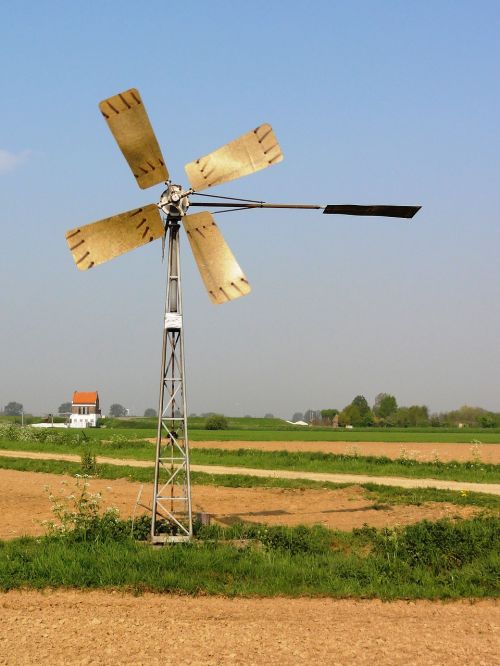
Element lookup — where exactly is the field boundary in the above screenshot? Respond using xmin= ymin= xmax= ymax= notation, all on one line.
xmin=1 ymin=449 xmax=499 ymax=496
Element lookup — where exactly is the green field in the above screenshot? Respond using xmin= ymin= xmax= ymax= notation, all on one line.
xmin=88 ymin=418 xmax=500 ymax=443
xmin=3 ymin=414 xmax=500 ymax=442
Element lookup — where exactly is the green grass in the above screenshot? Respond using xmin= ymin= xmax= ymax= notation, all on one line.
xmin=1 ymin=454 xmax=498 ymax=510
xmin=0 ymin=517 xmax=498 ymax=598
xmin=92 ymin=424 xmax=500 ymax=443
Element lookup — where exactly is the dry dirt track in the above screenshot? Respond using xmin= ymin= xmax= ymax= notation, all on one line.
xmin=0 ymin=469 xmax=480 ymax=540
xmin=0 ymin=592 xmax=498 ymax=665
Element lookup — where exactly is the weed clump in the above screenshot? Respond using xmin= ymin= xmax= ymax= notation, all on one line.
xmin=374 ymin=516 xmax=499 ymax=570
xmin=44 ymin=477 xmax=130 ymax=543
xmin=80 ymin=449 xmax=99 ymax=476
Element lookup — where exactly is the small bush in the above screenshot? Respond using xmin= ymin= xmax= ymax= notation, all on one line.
xmin=205 ymin=414 xmax=228 ymax=430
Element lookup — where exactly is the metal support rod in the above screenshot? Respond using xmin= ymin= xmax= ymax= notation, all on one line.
xmin=189 ymin=201 xmax=324 ymax=210
xmin=151 ymin=219 xmax=193 ymax=544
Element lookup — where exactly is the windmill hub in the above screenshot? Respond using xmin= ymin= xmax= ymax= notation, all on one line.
xmin=159 ymin=183 xmax=190 ymax=218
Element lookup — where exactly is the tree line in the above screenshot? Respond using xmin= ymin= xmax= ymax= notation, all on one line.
xmin=3 ymin=396 xmax=499 ymax=428
xmin=293 ymin=394 xmax=500 ymax=428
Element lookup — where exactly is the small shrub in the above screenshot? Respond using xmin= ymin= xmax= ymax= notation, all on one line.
xmin=205 ymin=414 xmax=228 ymax=430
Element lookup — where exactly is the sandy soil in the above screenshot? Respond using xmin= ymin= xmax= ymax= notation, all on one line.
xmin=0 ymin=591 xmax=497 ymax=665
xmin=0 ymin=468 xmax=479 ymax=540
xmin=186 ymin=439 xmax=500 ymax=463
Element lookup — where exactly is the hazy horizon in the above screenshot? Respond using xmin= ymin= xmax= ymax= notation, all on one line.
xmin=1 ymin=2 xmax=499 ymax=419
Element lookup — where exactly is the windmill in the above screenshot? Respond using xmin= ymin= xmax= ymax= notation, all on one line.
xmin=65 ymin=88 xmax=420 ymax=543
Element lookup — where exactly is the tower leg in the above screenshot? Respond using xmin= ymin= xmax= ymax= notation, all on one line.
xmin=151 ymin=220 xmax=193 ymax=543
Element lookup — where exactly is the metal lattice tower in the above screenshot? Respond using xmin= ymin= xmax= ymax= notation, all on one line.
xmin=151 ymin=220 xmax=192 ymax=543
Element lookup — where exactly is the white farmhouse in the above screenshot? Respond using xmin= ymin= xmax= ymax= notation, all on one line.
xmin=69 ymin=391 xmax=100 ymax=428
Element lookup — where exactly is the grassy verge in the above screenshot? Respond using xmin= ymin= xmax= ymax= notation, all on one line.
xmin=0 ymin=517 xmax=498 ymax=598
xmin=1 ymin=455 xmax=498 ymax=510
xmin=190 ymin=448 xmax=500 ymax=483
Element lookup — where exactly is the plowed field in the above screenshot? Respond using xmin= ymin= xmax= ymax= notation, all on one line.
xmin=0 ymin=592 xmax=497 ymax=665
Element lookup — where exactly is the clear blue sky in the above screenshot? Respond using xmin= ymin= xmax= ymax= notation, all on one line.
xmin=1 ymin=1 xmax=499 ymax=417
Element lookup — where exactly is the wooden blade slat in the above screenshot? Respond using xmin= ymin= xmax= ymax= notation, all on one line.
xmin=65 ymin=204 xmax=164 ymax=270
xmin=99 ymin=88 xmax=168 ymax=189
xmin=182 ymin=212 xmax=251 ymax=304
xmin=185 ymin=124 xmax=283 ymax=191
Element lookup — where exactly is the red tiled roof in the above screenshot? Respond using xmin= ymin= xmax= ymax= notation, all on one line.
xmin=72 ymin=391 xmax=98 ymax=405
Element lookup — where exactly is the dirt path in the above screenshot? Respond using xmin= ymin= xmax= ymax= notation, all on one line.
xmin=187 ymin=439 xmax=500 ymax=463
xmin=0 ymin=591 xmax=497 ymax=665
xmin=1 ymin=450 xmax=499 ymax=495
xmin=0 ymin=469 xmax=480 ymax=540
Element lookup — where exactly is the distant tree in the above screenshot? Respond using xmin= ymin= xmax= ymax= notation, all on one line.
xmin=479 ymin=414 xmax=497 ymax=428
xmin=351 ymin=395 xmax=370 ymax=417
xmin=342 ymin=396 xmax=373 ymax=426
xmin=338 ymin=404 xmax=361 ymax=427
xmin=144 ymin=408 xmax=157 ymax=418
xmin=205 ymin=414 xmax=228 ymax=430
xmin=4 ymin=401 xmax=23 ymax=416
xmin=58 ymin=402 xmax=72 ymax=414
xmin=109 ymin=403 xmax=127 ymax=417
xmin=408 ymin=405 xmax=429 ymax=426
xmin=392 ymin=405 xmax=429 ymax=427
xmin=444 ymin=405 xmax=495 ymax=428
xmin=321 ymin=409 xmax=338 ymax=425
xmin=264 ymin=413 xmax=274 ymax=419
xmin=373 ymin=393 xmax=398 ymax=419
xmin=429 ymin=414 xmax=442 ymax=427
xmin=291 ymin=412 xmax=304 ymax=422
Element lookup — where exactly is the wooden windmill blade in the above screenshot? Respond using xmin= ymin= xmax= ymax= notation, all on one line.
xmin=99 ymin=88 xmax=169 ymax=189
xmin=182 ymin=211 xmax=251 ymax=304
xmin=65 ymin=204 xmax=164 ymax=270
xmin=184 ymin=124 xmax=283 ymax=191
